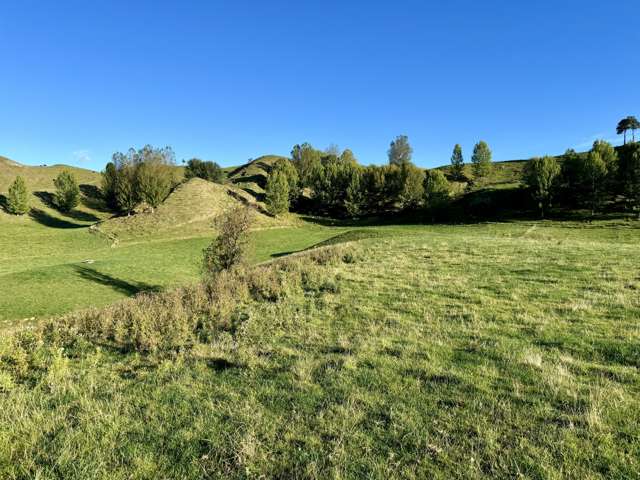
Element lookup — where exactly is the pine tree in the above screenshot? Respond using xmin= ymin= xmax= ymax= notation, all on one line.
xmin=53 ymin=170 xmax=80 ymax=212
xmin=450 ymin=144 xmax=464 ymax=180
xmin=265 ymin=170 xmax=290 ymax=215
xmin=471 ymin=141 xmax=492 ymax=178
xmin=101 ymin=162 xmax=118 ymax=209
xmin=423 ymin=169 xmax=450 ymax=210
xmin=7 ymin=176 xmax=29 ymax=215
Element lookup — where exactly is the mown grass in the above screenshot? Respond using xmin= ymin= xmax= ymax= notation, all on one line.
xmin=0 ymin=221 xmax=638 ymax=478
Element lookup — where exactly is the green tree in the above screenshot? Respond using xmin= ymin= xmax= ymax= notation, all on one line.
xmin=291 ymin=143 xmax=322 ymax=188
xmin=136 ymin=157 xmax=174 ymax=210
xmin=423 ymin=169 xmax=450 ymax=212
xmin=184 ymin=158 xmax=223 ymax=183
xmin=618 ymin=143 xmax=640 ymax=218
xmin=397 ymin=163 xmax=425 ymax=209
xmin=339 ymin=148 xmax=358 ymax=165
xmin=523 ymin=156 xmax=560 ymax=218
xmin=6 ymin=176 xmax=29 ymax=215
xmin=101 ymin=162 xmax=118 ymax=209
xmin=388 ymin=135 xmax=413 ymax=166
xmin=450 ymin=144 xmax=464 ymax=180
xmin=471 ymin=141 xmax=492 ymax=178
xmin=115 ymin=159 xmax=138 ymax=215
xmin=629 ymin=116 xmax=640 ymax=143
xmin=265 ymin=169 xmax=290 ymax=215
xmin=272 ymin=158 xmax=299 ymax=201
xmin=582 ymin=149 xmax=608 ymax=215
xmin=344 ymin=166 xmax=365 ymax=217
xmin=53 ymin=170 xmax=80 ymax=212
xmin=617 ymin=118 xmax=630 ymax=145
xmin=203 ymin=205 xmax=253 ymax=275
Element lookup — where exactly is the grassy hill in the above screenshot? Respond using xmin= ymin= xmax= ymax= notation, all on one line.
xmin=226 ymin=155 xmax=288 ymax=202
xmin=1 ymin=220 xmax=638 ymax=478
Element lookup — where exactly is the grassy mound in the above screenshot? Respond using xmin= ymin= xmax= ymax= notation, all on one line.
xmin=226 ymin=155 xmax=288 ymax=202
xmin=1 ymin=223 xmax=638 ymax=478
xmin=96 ymin=178 xmax=283 ymax=241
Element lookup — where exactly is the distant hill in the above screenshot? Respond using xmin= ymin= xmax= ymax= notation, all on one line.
xmin=225 ymin=155 xmax=288 ymax=202
xmin=0 ymin=155 xmax=101 ymax=192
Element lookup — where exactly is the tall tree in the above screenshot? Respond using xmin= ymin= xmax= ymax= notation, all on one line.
xmin=627 ymin=116 xmax=640 ymax=143
xmin=618 ymin=143 xmax=640 ymax=218
xmin=450 ymin=144 xmax=465 ymax=180
xmin=388 ymin=135 xmax=413 ymax=166
xmin=291 ymin=143 xmax=322 ymax=188
xmin=53 ymin=170 xmax=80 ymax=212
xmin=272 ymin=158 xmax=299 ymax=202
xmin=523 ymin=156 xmax=561 ymax=218
xmin=582 ymin=149 xmax=608 ymax=215
xmin=344 ymin=166 xmax=365 ymax=217
xmin=6 ymin=176 xmax=29 ymax=215
xmin=101 ymin=162 xmax=118 ymax=209
xmin=265 ymin=169 xmax=290 ymax=215
xmin=617 ymin=118 xmax=630 ymax=145
xmin=471 ymin=141 xmax=492 ymax=178
xmin=397 ymin=163 xmax=425 ymax=209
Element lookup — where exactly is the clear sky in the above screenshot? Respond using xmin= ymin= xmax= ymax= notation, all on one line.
xmin=1 ymin=0 xmax=639 ymax=170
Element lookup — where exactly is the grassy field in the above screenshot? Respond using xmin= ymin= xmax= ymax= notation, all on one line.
xmin=1 ymin=219 xmax=639 ymax=478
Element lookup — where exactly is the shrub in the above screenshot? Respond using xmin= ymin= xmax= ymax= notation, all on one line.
xmin=265 ymin=169 xmax=290 ymax=215
xmin=53 ymin=170 xmax=80 ymax=212
xmin=184 ymin=158 xmax=223 ymax=183
xmin=203 ymin=205 xmax=254 ymax=275
xmin=6 ymin=176 xmax=29 ymax=215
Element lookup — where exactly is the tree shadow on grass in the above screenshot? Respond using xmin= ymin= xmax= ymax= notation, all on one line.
xmin=74 ymin=266 xmax=161 ymax=296
xmin=80 ymin=184 xmax=112 ymax=213
xmin=29 ymin=208 xmax=87 ymax=229
xmin=0 ymin=194 xmax=8 ymax=213
xmin=33 ymin=191 xmax=101 ymax=223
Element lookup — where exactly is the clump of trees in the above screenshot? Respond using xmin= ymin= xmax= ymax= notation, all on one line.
xmin=184 ymin=159 xmax=223 ymax=183
xmin=53 ymin=170 xmax=80 ymax=212
xmin=617 ymin=116 xmax=640 ymax=145
xmin=102 ymin=145 xmax=176 ymax=214
xmin=7 ymin=176 xmax=29 ymax=215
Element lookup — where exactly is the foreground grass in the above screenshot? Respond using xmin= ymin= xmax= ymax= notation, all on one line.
xmin=1 ymin=221 xmax=639 ymax=478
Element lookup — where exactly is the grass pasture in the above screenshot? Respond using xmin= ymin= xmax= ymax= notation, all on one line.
xmin=1 ymin=219 xmax=639 ymax=478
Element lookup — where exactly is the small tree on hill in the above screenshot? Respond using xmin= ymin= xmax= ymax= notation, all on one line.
xmin=265 ymin=169 xmax=290 ymax=215
xmin=203 ymin=205 xmax=253 ymax=275
xmin=423 ymin=169 xmax=450 ymax=213
xmin=471 ymin=141 xmax=492 ymax=178
xmin=450 ymin=144 xmax=465 ymax=180
xmin=523 ymin=156 xmax=560 ymax=218
xmin=388 ymin=135 xmax=413 ymax=166
xmin=53 ymin=170 xmax=80 ymax=212
xmin=617 ymin=116 xmax=640 ymax=144
xmin=7 ymin=176 xmax=29 ymax=215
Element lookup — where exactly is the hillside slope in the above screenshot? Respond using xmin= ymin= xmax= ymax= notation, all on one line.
xmin=96 ymin=177 xmax=287 ymax=241
xmin=226 ymin=155 xmax=287 ymax=202
xmin=0 ymin=155 xmax=101 ymax=192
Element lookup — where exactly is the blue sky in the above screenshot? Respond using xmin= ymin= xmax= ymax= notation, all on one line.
xmin=1 ymin=0 xmax=638 ymax=170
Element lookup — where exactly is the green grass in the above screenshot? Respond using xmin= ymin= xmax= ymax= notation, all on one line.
xmin=1 ymin=220 xmax=639 ymax=478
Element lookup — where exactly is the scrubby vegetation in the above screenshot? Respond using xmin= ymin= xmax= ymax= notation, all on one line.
xmin=6 ymin=176 xmax=29 ymax=215
xmin=1 ymin=222 xmax=639 ymax=478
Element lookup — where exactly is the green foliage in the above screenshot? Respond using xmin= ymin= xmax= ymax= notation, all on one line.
xmin=6 ymin=176 xmax=29 ymax=215
xmin=388 ymin=135 xmax=413 ymax=166
xmin=291 ymin=143 xmax=322 ymax=186
xmin=397 ymin=163 xmax=425 ymax=209
xmin=618 ymin=143 xmax=640 ymax=217
xmin=110 ymin=145 xmax=176 ymax=213
xmin=582 ymin=149 xmax=609 ymax=214
xmin=344 ymin=166 xmax=365 ymax=217
xmin=617 ymin=116 xmax=640 ymax=144
xmin=523 ymin=156 xmax=561 ymax=217
xmin=101 ymin=162 xmax=118 ymax=209
xmin=471 ymin=140 xmax=492 ymax=178
xmin=450 ymin=144 xmax=465 ymax=180
xmin=272 ymin=158 xmax=299 ymax=201
xmin=203 ymin=205 xmax=254 ymax=275
xmin=53 ymin=170 xmax=80 ymax=212
xmin=265 ymin=170 xmax=290 ymax=215
xmin=184 ymin=158 xmax=223 ymax=183
xmin=423 ymin=169 xmax=450 ymax=211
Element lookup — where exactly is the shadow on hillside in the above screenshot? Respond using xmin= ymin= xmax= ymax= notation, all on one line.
xmin=29 ymin=208 xmax=87 ymax=229
xmin=80 ymin=184 xmax=111 ymax=213
xmin=240 ymin=186 xmax=266 ymax=203
xmin=74 ymin=266 xmax=161 ymax=296
xmin=33 ymin=190 xmax=101 ymax=223
xmin=231 ymin=173 xmax=267 ymax=189
xmin=226 ymin=190 xmax=273 ymax=217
